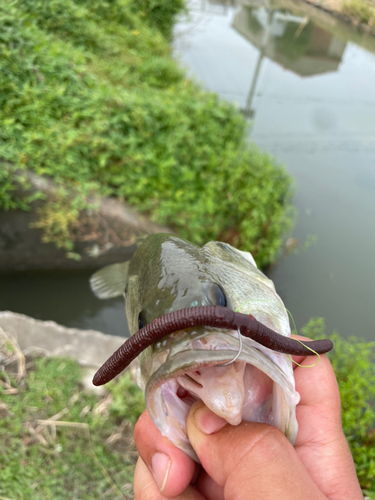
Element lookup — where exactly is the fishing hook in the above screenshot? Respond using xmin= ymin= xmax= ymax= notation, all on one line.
xmin=216 ymin=328 xmax=243 ymax=367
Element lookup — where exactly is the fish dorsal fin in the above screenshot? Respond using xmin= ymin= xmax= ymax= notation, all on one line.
xmin=90 ymin=262 xmax=130 ymax=299
xmin=233 ymin=248 xmax=257 ymax=268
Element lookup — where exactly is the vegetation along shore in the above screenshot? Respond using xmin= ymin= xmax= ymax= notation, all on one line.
xmin=305 ymin=0 xmax=375 ymax=32
xmin=0 ymin=0 xmax=294 ymax=268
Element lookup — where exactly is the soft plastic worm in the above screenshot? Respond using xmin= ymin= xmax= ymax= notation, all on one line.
xmin=92 ymin=306 xmax=333 ymax=386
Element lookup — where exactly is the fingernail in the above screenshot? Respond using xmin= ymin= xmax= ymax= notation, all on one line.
xmin=193 ymin=403 xmax=227 ymax=435
xmin=151 ymin=452 xmax=171 ymax=492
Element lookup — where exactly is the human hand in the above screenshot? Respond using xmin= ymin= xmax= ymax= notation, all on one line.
xmin=133 ymin=337 xmax=363 ymax=499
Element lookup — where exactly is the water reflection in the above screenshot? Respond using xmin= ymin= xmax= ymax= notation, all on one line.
xmin=234 ymin=5 xmax=347 ymax=116
xmin=174 ymin=1 xmax=375 ymax=341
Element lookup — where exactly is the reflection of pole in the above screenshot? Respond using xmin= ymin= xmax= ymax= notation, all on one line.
xmin=244 ymin=10 xmax=274 ymax=119
xmin=244 ymin=49 xmax=264 ymax=119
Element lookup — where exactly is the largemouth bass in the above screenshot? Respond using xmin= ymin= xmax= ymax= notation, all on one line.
xmin=90 ymin=234 xmax=300 ymax=461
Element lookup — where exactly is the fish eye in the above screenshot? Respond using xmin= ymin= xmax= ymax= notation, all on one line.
xmin=138 ymin=312 xmax=146 ymax=330
xmin=203 ymin=282 xmax=227 ymax=307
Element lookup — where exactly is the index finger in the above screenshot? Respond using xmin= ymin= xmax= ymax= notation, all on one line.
xmin=290 ymin=334 xmax=341 ymax=427
xmin=290 ymin=334 xmax=319 ymax=369
xmin=291 ymin=337 xmax=362 ymax=499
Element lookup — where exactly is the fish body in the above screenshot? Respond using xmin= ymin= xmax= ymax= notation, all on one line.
xmin=91 ymin=234 xmax=299 ymax=461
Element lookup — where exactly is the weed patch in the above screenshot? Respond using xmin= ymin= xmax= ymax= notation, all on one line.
xmin=342 ymin=0 xmax=375 ymax=24
xmin=0 ymin=0 xmax=293 ymax=267
xmin=0 ymin=353 xmax=142 ymax=499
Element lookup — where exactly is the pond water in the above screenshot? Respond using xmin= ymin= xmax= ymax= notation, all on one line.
xmin=0 ymin=270 xmax=130 ymax=337
xmin=173 ymin=0 xmax=375 ymax=341
xmin=1 ymin=0 xmax=374 ymax=342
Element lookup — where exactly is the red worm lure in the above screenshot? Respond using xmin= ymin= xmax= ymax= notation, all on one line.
xmin=93 ymin=306 xmax=333 ymax=386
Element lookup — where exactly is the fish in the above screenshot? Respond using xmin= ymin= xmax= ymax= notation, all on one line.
xmin=90 ymin=233 xmax=301 ymax=461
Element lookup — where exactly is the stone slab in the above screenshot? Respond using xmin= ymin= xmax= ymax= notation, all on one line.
xmin=0 ymin=171 xmax=172 ymax=271
xmin=0 ymin=311 xmax=128 ymax=394
xmin=0 ymin=310 xmax=124 ymax=368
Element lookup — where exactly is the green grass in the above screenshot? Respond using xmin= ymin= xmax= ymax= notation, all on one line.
xmin=0 ymin=0 xmax=293 ymax=267
xmin=342 ymin=0 xmax=375 ymax=25
xmin=0 ymin=356 xmax=144 ymax=500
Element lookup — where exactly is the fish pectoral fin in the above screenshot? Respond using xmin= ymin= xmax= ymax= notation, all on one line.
xmin=90 ymin=262 xmax=130 ymax=299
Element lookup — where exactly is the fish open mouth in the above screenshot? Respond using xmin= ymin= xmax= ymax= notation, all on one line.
xmin=143 ymin=329 xmax=300 ymax=462
xmin=176 ymin=361 xmax=273 ymax=426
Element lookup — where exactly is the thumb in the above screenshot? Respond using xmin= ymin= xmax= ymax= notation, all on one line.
xmin=186 ymin=402 xmax=325 ymax=500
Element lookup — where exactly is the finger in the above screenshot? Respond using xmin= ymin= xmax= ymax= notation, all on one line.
xmin=134 ymin=457 xmax=161 ymax=500
xmin=186 ymin=402 xmax=325 ymax=500
xmin=293 ymin=353 xmax=363 ymax=499
xmin=290 ymin=335 xmax=344 ymax=440
xmin=195 ymin=470 xmax=225 ymax=500
xmin=134 ymin=410 xmax=199 ymax=497
xmin=290 ymin=334 xmax=315 ymax=368
xmin=134 ymin=457 xmax=206 ymax=500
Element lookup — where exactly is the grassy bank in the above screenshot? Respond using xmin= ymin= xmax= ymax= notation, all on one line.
xmin=305 ymin=0 xmax=375 ymax=29
xmin=0 ymin=354 xmax=143 ymax=499
xmin=0 ymin=0 xmax=293 ymax=267
xmin=1 ymin=322 xmax=374 ymax=498
xmin=342 ymin=0 xmax=375 ymax=26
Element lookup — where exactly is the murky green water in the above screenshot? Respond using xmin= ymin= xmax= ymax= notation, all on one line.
xmin=1 ymin=0 xmax=374 ymax=341
xmin=0 ymin=270 xmax=130 ymax=337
